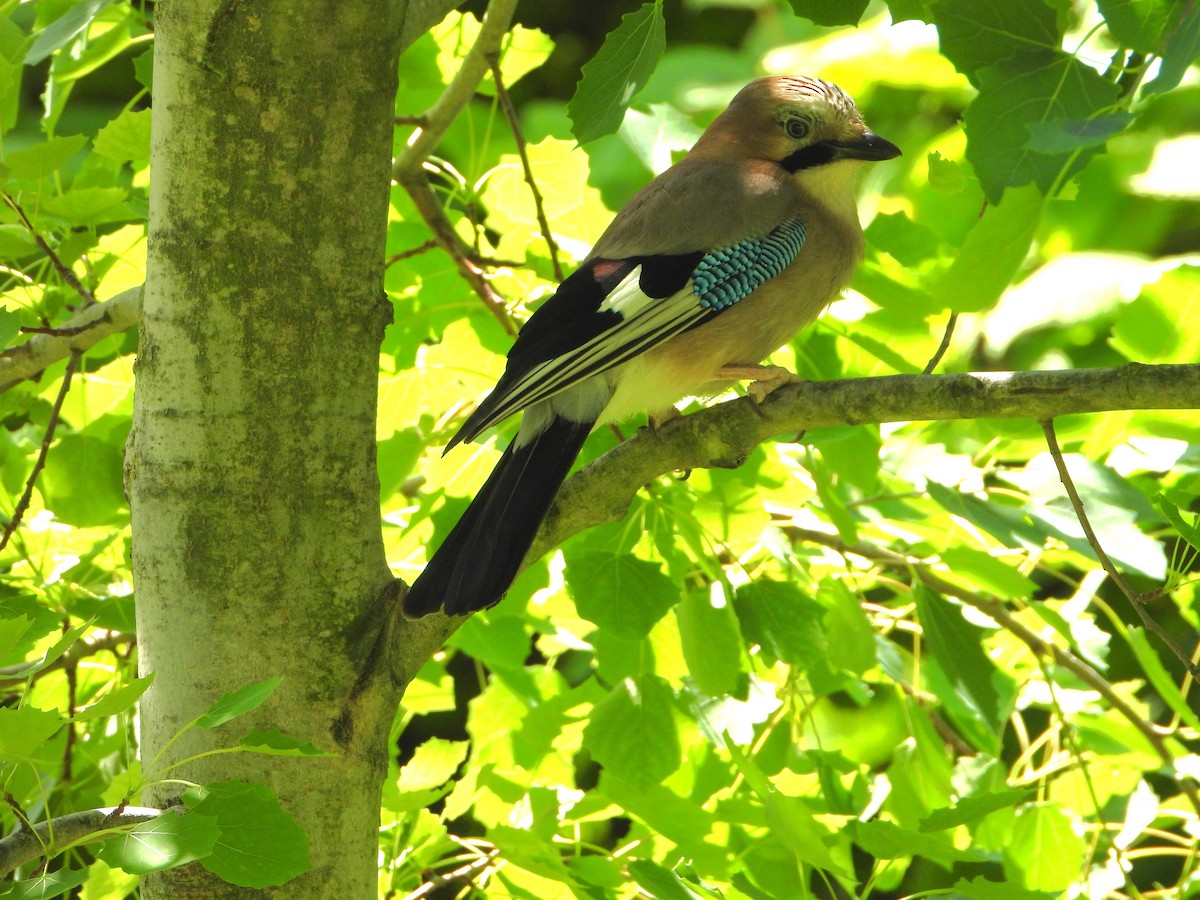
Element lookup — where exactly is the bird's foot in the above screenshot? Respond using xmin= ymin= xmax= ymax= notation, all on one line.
xmin=714 ymin=363 xmax=802 ymax=404
xmin=647 ymin=406 xmax=681 ymax=439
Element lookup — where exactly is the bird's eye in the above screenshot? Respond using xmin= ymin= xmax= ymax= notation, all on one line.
xmin=784 ymin=118 xmax=809 ymax=140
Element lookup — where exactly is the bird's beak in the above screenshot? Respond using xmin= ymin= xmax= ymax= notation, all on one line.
xmin=824 ymin=131 xmax=902 ymax=162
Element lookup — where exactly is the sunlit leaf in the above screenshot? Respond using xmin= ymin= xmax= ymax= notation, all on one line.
xmin=3 ymin=868 xmax=89 ymax=900
xmin=238 ymin=729 xmax=337 ymax=758
xmin=0 ymin=706 xmax=62 ymax=763
xmin=97 ymin=810 xmax=219 ymax=875
xmin=24 ymin=0 xmax=116 ymax=64
xmin=93 ymin=109 xmax=152 ymax=166
xmin=965 ymin=52 xmax=1119 ymax=202
xmin=568 ymin=1 xmax=666 ymax=144
xmin=933 ymin=185 xmax=1043 ymax=312
xmin=932 ymin=0 xmax=1060 ymax=82
xmin=565 ymin=549 xmax=677 ymax=640
xmin=676 ymin=587 xmax=744 ymax=698
xmin=185 ymin=780 xmax=310 ymax=888
xmin=195 ymin=678 xmax=283 ymax=729
xmin=584 ymin=674 xmax=680 ymax=790
xmin=920 ymin=788 xmax=1036 ymax=831
xmin=74 ymin=674 xmax=154 ymax=722
xmin=1003 ymin=802 xmax=1087 ymax=891
xmin=1143 ymin=3 xmax=1200 ymax=93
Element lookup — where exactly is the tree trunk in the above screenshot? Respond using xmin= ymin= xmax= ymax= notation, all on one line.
xmin=130 ymin=1 xmax=409 ymax=895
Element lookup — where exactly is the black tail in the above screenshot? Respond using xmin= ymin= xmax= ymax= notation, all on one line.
xmin=403 ymin=416 xmax=594 ymax=617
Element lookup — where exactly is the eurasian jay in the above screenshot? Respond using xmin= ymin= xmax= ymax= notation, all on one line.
xmin=404 ymin=75 xmax=900 ymax=618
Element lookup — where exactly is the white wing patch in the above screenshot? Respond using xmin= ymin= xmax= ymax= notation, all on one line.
xmin=470 ymin=266 xmax=711 ymax=434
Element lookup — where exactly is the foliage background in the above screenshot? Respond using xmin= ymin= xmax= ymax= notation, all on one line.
xmin=1 ymin=0 xmax=1200 ymax=897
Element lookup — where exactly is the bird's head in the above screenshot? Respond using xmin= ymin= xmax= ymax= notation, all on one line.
xmin=694 ymin=75 xmax=900 ymax=206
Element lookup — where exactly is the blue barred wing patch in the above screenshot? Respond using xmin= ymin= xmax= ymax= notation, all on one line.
xmin=692 ymin=215 xmax=807 ymax=311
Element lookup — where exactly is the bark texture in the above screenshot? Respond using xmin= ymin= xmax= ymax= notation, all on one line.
xmin=131 ymin=2 xmax=408 ymax=896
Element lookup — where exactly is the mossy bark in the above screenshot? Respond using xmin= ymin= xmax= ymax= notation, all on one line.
xmin=131 ymin=2 xmax=411 ymax=896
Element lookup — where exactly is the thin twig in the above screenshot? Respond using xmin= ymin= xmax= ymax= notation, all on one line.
xmin=487 ymin=54 xmax=563 ymax=281
xmin=0 ymin=351 xmax=82 ymax=554
xmin=1040 ymin=419 xmax=1200 ymax=681
xmin=386 ymin=239 xmax=439 ymax=268
xmin=0 ymin=805 xmax=165 ymax=875
xmin=392 ymin=0 xmax=521 ymax=336
xmin=922 ymin=312 xmax=957 ymax=374
xmin=786 ymin=525 xmax=1200 ymax=817
xmin=2 ymin=192 xmax=95 ymax=305
xmin=404 ymin=849 xmax=499 ymax=900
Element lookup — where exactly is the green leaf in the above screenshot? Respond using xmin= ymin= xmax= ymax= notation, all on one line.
xmin=950 ymin=876 xmax=1059 ymax=899
xmin=927 ymin=150 xmax=968 ymax=194
xmin=965 ymin=51 xmax=1120 ymax=202
xmin=733 ymin=579 xmax=825 ymax=668
xmin=1158 ymin=495 xmax=1200 ymax=552
xmin=854 ymin=819 xmax=978 ymax=862
xmin=915 ymin=585 xmax=1004 ymax=730
xmin=133 ymin=48 xmax=153 ymax=90
xmin=933 ymin=184 xmax=1043 ymax=312
xmin=24 ymin=0 xmax=116 ymax=64
xmin=1126 ymin=627 xmax=1200 ymax=730
xmin=565 ymin=550 xmax=677 ymax=640
xmin=74 ymin=674 xmax=154 ymax=722
xmin=0 ymin=706 xmax=62 ymax=763
xmin=1111 ymin=294 xmax=1178 ymax=362
xmin=676 ymin=588 xmax=744 ymax=697
xmin=887 ymin=0 xmax=935 ymax=22
xmin=396 ymin=738 xmax=469 ymax=792
xmin=619 ymin=102 xmax=703 ymax=175
xmin=2 ymin=868 xmax=89 ymax=900
xmin=1003 ymin=802 xmax=1087 ymax=891
xmin=920 ymin=788 xmax=1036 ymax=831
xmin=1144 ymin=3 xmax=1200 ymax=93
xmin=97 ymin=810 xmax=219 ymax=875
xmin=3 ymin=134 xmax=87 ymax=180
xmin=0 ymin=613 xmax=33 ymax=664
xmin=186 ymin=780 xmax=310 ymax=888
xmin=195 ymin=677 xmax=283 ymax=728
xmin=1098 ymin=0 xmax=1177 ymax=52
xmin=932 ymin=0 xmax=1060 ymax=82
xmin=785 ymin=0 xmax=870 ymax=25
xmin=93 ymin=108 xmax=152 ymax=166
xmin=28 ymin=620 xmax=94 ymax=676
xmin=600 ymin=775 xmax=724 ymax=872
xmin=726 ymin=741 xmax=849 ymax=874
xmin=865 ymin=211 xmax=942 ymax=266
xmin=628 ymin=859 xmax=706 ymax=900
xmin=568 ymin=1 xmax=666 ymax=144
xmin=584 ymin=674 xmax=680 ymax=790
xmin=40 ymin=433 xmax=127 ymax=526
xmin=817 ymin=580 xmax=876 ymax=677
xmin=1025 ymin=112 xmax=1134 ymax=153
xmin=238 ymin=728 xmax=337 ymax=757
xmin=0 ymin=226 xmax=39 ymax=260
xmin=39 ymin=187 xmax=131 ymax=226
xmin=939 ymin=546 xmax=1037 ymax=598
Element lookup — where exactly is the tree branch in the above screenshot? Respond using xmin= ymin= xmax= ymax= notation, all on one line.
xmin=0 ymin=805 xmax=164 ymax=875
xmin=0 ymin=286 xmax=141 ymax=393
xmin=392 ymin=0 xmax=521 ymax=336
xmin=533 ymin=363 xmax=1200 ymax=561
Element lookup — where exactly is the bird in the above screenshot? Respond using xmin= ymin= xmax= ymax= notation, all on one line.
xmin=403 ymin=75 xmax=900 ymax=618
